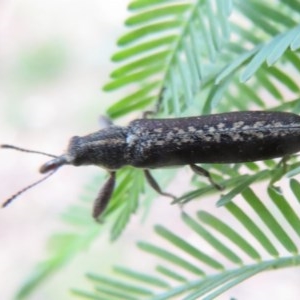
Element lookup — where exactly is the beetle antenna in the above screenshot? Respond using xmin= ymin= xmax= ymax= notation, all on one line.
xmin=1 ymin=144 xmax=58 ymax=158
xmin=2 ymin=169 xmax=58 ymax=208
xmin=1 ymin=144 xmax=62 ymax=208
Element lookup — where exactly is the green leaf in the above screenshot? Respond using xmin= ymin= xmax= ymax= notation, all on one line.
xmin=267 ymin=26 xmax=300 ymax=65
xmin=290 ymin=179 xmax=300 ymax=204
xmin=197 ymin=211 xmax=261 ymax=260
xmin=104 ymin=65 xmax=163 ymax=91
xmin=114 ymin=266 xmax=170 ymax=288
xmin=126 ymin=4 xmax=191 ymax=26
xmin=110 ymin=50 xmax=171 ymax=78
xmin=86 ymin=273 xmax=153 ymax=296
xmin=242 ymin=188 xmax=298 ymax=253
xmin=268 ymin=186 xmax=300 ymax=238
xmin=138 ymin=242 xmax=205 ymax=276
xmin=111 ymin=36 xmax=177 ymax=61
xmin=156 ymin=265 xmax=187 ymax=283
xmin=182 ymin=213 xmax=242 ymax=264
xmin=128 ymin=0 xmax=176 ymax=11
xmin=155 ymin=225 xmax=224 ymax=270
xmin=225 ymin=202 xmax=279 ymax=256
xmin=217 ymin=170 xmax=270 ymax=207
xmin=118 ymin=20 xmax=183 ymax=46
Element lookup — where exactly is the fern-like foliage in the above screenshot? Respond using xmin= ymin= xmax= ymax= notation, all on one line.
xmin=16 ymin=0 xmax=300 ymax=299
xmin=105 ymin=0 xmax=233 ymax=118
xmin=72 ymin=182 xmax=300 ymax=300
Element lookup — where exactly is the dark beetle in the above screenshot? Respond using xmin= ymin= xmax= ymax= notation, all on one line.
xmin=2 ymin=111 xmax=300 ymax=219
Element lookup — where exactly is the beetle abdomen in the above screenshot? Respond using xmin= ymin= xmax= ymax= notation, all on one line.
xmin=127 ymin=111 xmax=300 ymax=167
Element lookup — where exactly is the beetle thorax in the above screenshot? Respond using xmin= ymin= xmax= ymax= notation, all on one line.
xmin=67 ymin=126 xmax=128 ymax=170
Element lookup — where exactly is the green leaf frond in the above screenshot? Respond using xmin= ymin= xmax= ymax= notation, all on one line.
xmin=73 ymin=181 xmax=300 ymax=300
xmin=106 ymin=0 xmax=300 ymax=119
xmin=105 ymin=0 xmax=233 ymax=118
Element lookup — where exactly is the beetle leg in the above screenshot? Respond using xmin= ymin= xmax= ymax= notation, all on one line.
xmin=269 ymin=155 xmax=292 ymax=187
xmin=278 ymin=155 xmax=291 ymax=171
xmin=144 ymin=169 xmax=176 ymax=200
xmin=98 ymin=115 xmax=113 ymax=129
xmin=190 ymin=164 xmax=223 ymax=191
xmin=93 ymin=171 xmax=116 ymax=221
xmin=142 ymin=87 xmax=166 ymax=118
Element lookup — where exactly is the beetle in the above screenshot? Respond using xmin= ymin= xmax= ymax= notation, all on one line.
xmin=2 ymin=110 xmax=300 ymax=219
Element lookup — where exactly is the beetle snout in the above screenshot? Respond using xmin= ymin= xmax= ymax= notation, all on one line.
xmin=40 ymin=156 xmax=69 ymax=173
